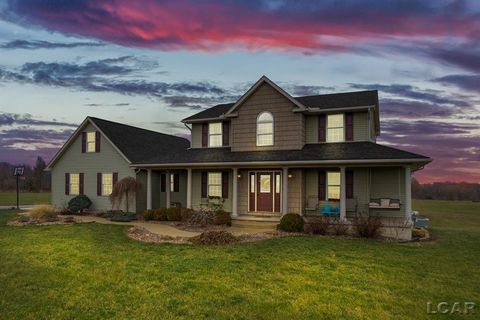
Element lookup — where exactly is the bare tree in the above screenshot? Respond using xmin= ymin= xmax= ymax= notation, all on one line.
xmin=109 ymin=177 xmax=142 ymax=212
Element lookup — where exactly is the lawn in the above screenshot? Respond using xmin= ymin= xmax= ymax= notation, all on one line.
xmin=0 ymin=200 xmax=479 ymax=319
xmin=0 ymin=192 xmax=50 ymax=206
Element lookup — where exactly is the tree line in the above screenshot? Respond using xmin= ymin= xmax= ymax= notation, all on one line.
xmin=0 ymin=157 xmax=51 ymax=192
xmin=412 ymin=178 xmax=480 ymax=201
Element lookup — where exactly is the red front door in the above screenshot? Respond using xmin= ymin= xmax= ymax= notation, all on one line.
xmin=257 ymin=172 xmax=273 ymax=212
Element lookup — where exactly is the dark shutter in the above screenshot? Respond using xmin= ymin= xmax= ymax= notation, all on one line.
xmin=318 ymin=170 xmax=326 ymax=200
xmin=318 ymin=115 xmax=326 ymax=142
xmin=345 ymin=112 xmax=354 ymax=141
xmin=160 ymin=173 xmax=166 ymax=192
xmin=113 ymin=172 xmax=118 ymax=187
xmin=95 ymin=131 xmax=101 ymax=152
xmin=97 ymin=173 xmax=102 ymax=196
xmin=202 ymin=123 xmax=208 ymax=147
xmin=201 ymin=172 xmax=208 ymax=197
xmin=65 ymin=173 xmax=70 ymax=195
xmin=81 ymin=132 xmax=86 ymax=153
xmin=79 ymin=173 xmax=84 ymax=195
xmin=222 ymin=172 xmax=229 ymax=198
xmin=346 ymin=170 xmax=354 ymax=199
xmin=222 ymin=122 xmax=230 ymax=146
xmin=173 ymin=174 xmax=180 ymax=192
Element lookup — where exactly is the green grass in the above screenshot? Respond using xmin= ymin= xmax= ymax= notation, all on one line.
xmin=0 ymin=192 xmax=50 ymax=206
xmin=0 ymin=200 xmax=479 ymax=319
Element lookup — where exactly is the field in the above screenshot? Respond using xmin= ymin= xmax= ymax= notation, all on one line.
xmin=0 ymin=200 xmax=479 ymax=319
xmin=0 ymin=192 xmax=51 ymax=206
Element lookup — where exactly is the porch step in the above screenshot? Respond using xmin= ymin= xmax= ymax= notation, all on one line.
xmin=231 ymin=215 xmax=280 ymax=230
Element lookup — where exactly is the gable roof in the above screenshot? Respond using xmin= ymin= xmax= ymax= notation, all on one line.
xmin=182 ymin=76 xmax=379 ymax=129
xmin=130 ymin=141 xmax=431 ymax=166
xmin=46 ymin=117 xmax=190 ymax=170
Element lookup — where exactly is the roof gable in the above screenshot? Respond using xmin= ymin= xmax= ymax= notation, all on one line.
xmin=224 ymin=75 xmax=306 ymax=116
xmin=46 ymin=117 xmax=190 ymax=169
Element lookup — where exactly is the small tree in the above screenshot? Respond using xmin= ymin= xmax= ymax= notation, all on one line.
xmin=109 ymin=177 xmax=141 ymax=212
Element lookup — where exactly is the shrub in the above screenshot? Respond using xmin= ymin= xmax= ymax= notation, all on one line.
xmin=412 ymin=227 xmax=429 ymax=239
xmin=143 ymin=209 xmax=156 ymax=221
xmin=355 ymin=214 xmax=383 ymax=238
xmin=331 ymin=218 xmax=349 ymax=236
xmin=188 ymin=209 xmax=215 ymax=226
xmin=278 ymin=213 xmax=304 ymax=232
xmin=154 ymin=208 xmax=168 ymax=221
xmin=110 ymin=212 xmax=137 ymax=222
xmin=67 ymin=195 xmax=92 ymax=213
xmin=190 ymin=231 xmax=238 ymax=245
xmin=213 ymin=210 xmax=231 ymax=226
xmin=180 ymin=208 xmax=195 ymax=221
xmin=29 ymin=205 xmax=58 ymax=221
xmin=166 ymin=207 xmax=182 ymax=221
xmin=305 ymin=217 xmax=330 ymax=235
xmin=18 ymin=215 xmax=31 ymax=223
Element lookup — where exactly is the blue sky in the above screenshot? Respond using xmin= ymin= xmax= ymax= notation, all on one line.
xmin=0 ymin=0 xmax=479 ymax=182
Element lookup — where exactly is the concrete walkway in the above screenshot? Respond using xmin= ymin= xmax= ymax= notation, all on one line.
xmin=67 ymin=215 xmax=271 ymax=237
xmin=68 ymin=215 xmax=201 ymax=237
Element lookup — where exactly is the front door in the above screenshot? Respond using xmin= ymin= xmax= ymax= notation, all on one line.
xmin=257 ymin=172 xmax=273 ymax=212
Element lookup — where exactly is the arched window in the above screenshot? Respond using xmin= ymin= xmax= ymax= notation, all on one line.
xmin=256 ymin=112 xmax=274 ymax=146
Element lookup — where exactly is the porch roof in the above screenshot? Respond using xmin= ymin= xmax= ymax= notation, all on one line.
xmin=131 ymin=141 xmax=431 ymax=167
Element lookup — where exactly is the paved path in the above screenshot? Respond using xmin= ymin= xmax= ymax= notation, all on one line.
xmin=68 ymin=215 xmax=201 ymax=237
xmin=67 ymin=215 xmax=269 ymax=237
xmin=0 ymin=205 xmax=35 ymax=210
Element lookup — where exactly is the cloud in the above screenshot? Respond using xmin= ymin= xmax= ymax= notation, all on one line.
xmin=289 ymin=85 xmax=335 ymax=96
xmin=379 ymin=99 xmax=458 ymax=118
xmin=380 ymin=119 xmax=480 ymax=182
xmin=0 ymin=112 xmax=78 ymax=127
xmin=0 ymin=39 xmax=104 ymax=49
xmin=3 ymin=0 xmax=479 ymax=55
xmin=0 ymin=57 xmax=229 ymax=102
xmin=433 ymin=74 xmax=480 ymax=92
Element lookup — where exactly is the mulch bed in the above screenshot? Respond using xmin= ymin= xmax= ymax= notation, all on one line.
xmin=8 ymin=216 xmax=78 ymax=226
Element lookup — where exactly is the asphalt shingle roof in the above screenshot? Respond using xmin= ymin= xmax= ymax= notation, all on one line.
xmin=133 ymin=142 xmax=430 ymax=165
xmin=182 ymin=90 xmax=378 ymax=122
xmin=90 ymin=117 xmax=190 ymax=163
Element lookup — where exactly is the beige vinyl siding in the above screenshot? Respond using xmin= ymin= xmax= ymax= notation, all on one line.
xmin=287 ymin=169 xmax=304 ymax=214
xmin=305 ymin=111 xmax=371 ymax=143
xmin=51 ymin=123 xmax=135 ymax=212
xmin=191 ymin=170 xmax=233 ymax=212
xmin=231 ymin=82 xmax=305 ymax=151
xmin=353 ymin=111 xmax=369 ymax=141
xmin=191 ymin=123 xmax=203 ymax=148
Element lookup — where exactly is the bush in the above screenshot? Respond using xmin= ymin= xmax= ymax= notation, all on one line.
xmin=355 ymin=214 xmax=383 ymax=238
xmin=188 ymin=209 xmax=215 ymax=226
xmin=180 ymin=208 xmax=195 ymax=221
xmin=412 ymin=227 xmax=429 ymax=239
xmin=305 ymin=217 xmax=330 ymax=235
xmin=278 ymin=213 xmax=304 ymax=232
xmin=143 ymin=207 xmax=193 ymax=221
xmin=110 ymin=212 xmax=137 ymax=222
xmin=29 ymin=205 xmax=58 ymax=221
xmin=213 ymin=210 xmax=231 ymax=226
xmin=166 ymin=207 xmax=182 ymax=221
xmin=331 ymin=218 xmax=349 ymax=236
xmin=67 ymin=195 xmax=92 ymax=213
xmin=190 ymin=231 xmax=238 ymax=245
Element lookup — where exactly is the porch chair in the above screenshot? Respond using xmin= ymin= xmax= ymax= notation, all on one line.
xmin=321 ymin=204 xmax=340 ymax=218
xmin=304 ymin=196 xmax=319 ymax=215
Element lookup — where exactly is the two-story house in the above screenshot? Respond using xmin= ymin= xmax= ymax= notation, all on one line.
xmin=47 ymin=76 xmax=431 ymax=237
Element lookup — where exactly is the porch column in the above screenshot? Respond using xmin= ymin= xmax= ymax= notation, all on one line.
xmin=146 ymin=169 xmax=152 ymax=210
xmin=232 ymin=168 xmax=238 ymax=217
xmin=165 ymin=171 xmax=171 ymax=208
xmin=340 ymin=166 xmax=346 ymax=220
xmin=282 ymin=167 xmax=289 ymax=215
xmin=186 ymin=168 xmax=192 ymax=209
xmin=404 ymin=165 xmax=412 ymax=220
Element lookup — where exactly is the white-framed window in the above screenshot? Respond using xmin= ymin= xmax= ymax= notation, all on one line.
xmin=170 ymin=173 xmax=175 ymax=192
xmin=256 ymin=112 xmax=274 ymax=146
xmin=327 ymin=114 xmax=344 ymax=142
xmin=70 ymin=173 xmax=80 ymax=195
xmin=87 ymin=132 xmax=96 ymax=152
xmin=327 ymin=171 xmax=340 ymax=200
xmin=275 ymin=174 xmax=281 ymax=194
xmin=208 ymin=122 xmax=222 ymax=147
xmin=102 ymin=173 xmax=113 ymax=196
xmin=208 ymin=172 xmax=222 ymax=197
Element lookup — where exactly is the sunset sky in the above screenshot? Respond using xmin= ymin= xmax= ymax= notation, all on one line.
xmin=0 ymin=0 xmax=479 ymax=183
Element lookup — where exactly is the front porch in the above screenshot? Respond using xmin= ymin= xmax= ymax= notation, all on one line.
xmin=135 ymin=164 xmax=413 ymax=223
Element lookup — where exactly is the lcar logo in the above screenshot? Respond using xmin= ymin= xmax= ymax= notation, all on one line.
xmin=427 ymin=302 xmax=476 ymax=315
